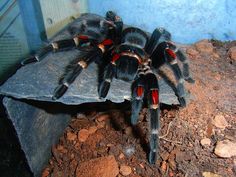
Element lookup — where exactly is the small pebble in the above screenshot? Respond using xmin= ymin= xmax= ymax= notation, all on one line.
xmin=228 ymin=46 xmax=236 ymax=61
xmin=202 ymin=172 xmax=222 ymax=177
xmin=66 ymin=131 xmax=77 ymax=141
xmin=189 ymin=142 xmax=193 ymax=147
xmin=212 ymin=114 xmax=228 ymax=129
xmin=97 ymin=121 xmax=106 ymax=129
xmin=78 ymin=129 xmax=90 ymax=142
xmin=124 ymin=127 xmax=133 ymax=135
xmin=169 ymin=171 xmax=174 ymax=177
xmin=168 ymin=158 xmax=176 ymax=170
xmin=107 ymin=143 xmax=114 ymax=147
xmin=233 ymin=159 xmax=236 ymax=173
xmin=49 ymin=159 xmax=53 ymax=165
xmin=96 ymin=114 xmax=109 ymax=122
xmin=42 ymin=167 xmax=50 ymax=177
xmin=200 ymin=138 xmax=211 ymax=147
xmin=214 ymin=74 xmax=222 ymax=81
xmin=214 ymin=140 xmax=236 ymax=158
xmin=88 ymin=126 xmax=97 ymax=134
xmin=161 ymin=161 xmax=167 ymax=172
xmin=56 ymin=145 xmax=67 ymax=153
xmin=213 ymin=53 xmax=220 ymax=59
xmin=160 ymin=151 xmax=169 ymax=161
xmin=139 ymin=163 xmax=144 ymax=169
xmin=120 ymin=165 xmax=132 ymax=176
xmin=119 ymin=153 xmax=125 ymax=159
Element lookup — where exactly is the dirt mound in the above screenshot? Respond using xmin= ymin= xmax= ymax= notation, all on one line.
xmin=42 ymin=40 xmax=236 ymax=177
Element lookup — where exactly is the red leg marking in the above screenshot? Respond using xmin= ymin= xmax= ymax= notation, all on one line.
xmin=165 ymin=48 xmax=176 ymax=59
xmin=151 ymin=90 xmax=159 ymax=105
xmin=137 ymin=86 xmax=144 ymax=97
xmin=78 ymin=35 xmax=89 ymax=40
xmin=111 ymin=53 xmax=120 ymax=63
xmin=102 ymin=39 xmax=113 ymax=46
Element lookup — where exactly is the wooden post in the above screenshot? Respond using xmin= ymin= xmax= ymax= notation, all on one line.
xmin=18 ymin=0 xmax=47 ymax=52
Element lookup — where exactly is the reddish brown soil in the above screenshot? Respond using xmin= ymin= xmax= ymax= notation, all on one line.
xmin=42 ymin=40 xmax=236 ymax=177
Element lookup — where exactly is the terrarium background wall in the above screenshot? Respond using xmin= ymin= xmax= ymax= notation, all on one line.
xmin=88 ymin=0 xmax=236 ymax=44
xmin=39 ymin=0 xmax=88 ymax=38
xmin=0 ymin=0 xmax=88 ymax=83
xmin=0 ymin=0 xmax=29 ymax=82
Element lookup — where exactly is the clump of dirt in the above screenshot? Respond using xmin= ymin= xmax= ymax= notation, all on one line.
xmin=42 ymin=40 xmax=236 ymax=177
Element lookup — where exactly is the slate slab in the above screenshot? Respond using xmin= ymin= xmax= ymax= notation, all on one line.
xmin=0 ymin=13 xmax=181 ymax=176
xmin=0 ymin=13 xmax=179 ymax=105
xmin=3 ymin=97 xmax=72 ymax=176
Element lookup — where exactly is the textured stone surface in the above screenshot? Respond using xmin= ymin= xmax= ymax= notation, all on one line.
xmin=88 ymin=0 xmax=236 ymax=43
xmin=3 ymin=97 xmax=71 ymax=177
xmin=0 ymin=14 xmax=179 ymax=106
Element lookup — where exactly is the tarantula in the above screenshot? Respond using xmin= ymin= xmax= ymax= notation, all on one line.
xmin=21 ymin=11 xmax=194 ymax=164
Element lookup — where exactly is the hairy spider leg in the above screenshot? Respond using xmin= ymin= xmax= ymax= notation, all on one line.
xmin=21 ymin=16 xmax=118 ymax=66
xmin=146 ymin=28 xmax=194 ymax=84
xmin=52 ymin=39 xmax=114 ymax=100
xmin=131 ymin=61 xmax=160 ymax=164
xmin=80 ymin=18 xmax=117 ymax=39
xmin=105 ymin=11 xmax=123 ymax=43
xmin=145 ymin=27 xmax=171 ymax=54
xmin=98 ymin=62 xmax=116 ymax=98
xmin=167 ymin=42 xmax=195 ymax=83
xmin=145 ymin=72 xmax=160 ymax=164
xmin=21 ymin=35 xmax=93 ymax=65
xmin=151 ymin=42 xmax=187 ymax=107
xmin=130 ymin=73 xmax=145 ymax=125
xmin=164 ymin=46 xmax=187 ymax=107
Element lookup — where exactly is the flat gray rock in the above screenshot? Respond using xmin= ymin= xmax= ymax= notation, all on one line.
xmin=0 ymin=13 xmax=181 ymax=177
xmin=3 ymin=97 xmax=72 ymax=176
xmin=0 ymin=13 xmax=179 ymax=105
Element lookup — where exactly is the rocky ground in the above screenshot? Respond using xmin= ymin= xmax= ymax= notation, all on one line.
xmin=42 ymin=40 xmax=236 ymax=177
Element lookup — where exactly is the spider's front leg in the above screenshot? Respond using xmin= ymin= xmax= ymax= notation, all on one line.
xmin=168 ymin=42 xmax=195 ymax=83
xmin=98 ymin=49 xmax=125 ymax=98
xmin=105 ymin=11 xmax=123 ymax=43
xmin=131 ymin=65 xmax=160 ymax=164
xmin=145 ymin=72 xmax=160 ymax=164
xmin=130 ymin=74 xmax=145 ymax=125
xmin=98 ymin=62 xmax=116 ymax=98
xmin=164 ymin=47 xmax=187 ymax=106
xmin=145 ymin=27 xmax=171 ymax=54
xmin=53 ymin=39 xmax=113 ymax=100
xmin=21 ymin=35 xmax=92 ymax=65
